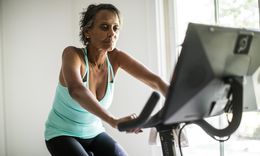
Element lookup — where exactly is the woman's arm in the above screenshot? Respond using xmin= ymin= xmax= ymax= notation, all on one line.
xmin=115 ymin=49 xmax=169 ymax=97
xmin=61 ymin=47 xmax=132 ymax=128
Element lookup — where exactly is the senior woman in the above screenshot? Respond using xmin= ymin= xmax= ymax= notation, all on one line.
xmin=44 ymin=3 xmax=168 ymax=156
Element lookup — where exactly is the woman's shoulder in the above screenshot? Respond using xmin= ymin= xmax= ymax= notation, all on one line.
xmin=62 ymin=46 xmax=84 ymax=57
xmin=63 ymin=46 xmax=83 ymax=54
xmin=62 ymin=46 xmax=85 ymax=63
xmin=108 ymin=48 xmax=134 ymax=69
xmin=108 ymin=48 xmax=128 ymax=59
xmin=107 ymin=48 xmax=125 ymax=70
xmin=108 ymin=48 xmax=123 ymax=62
xmin=109 ymin=48 xmax=134 ymax=61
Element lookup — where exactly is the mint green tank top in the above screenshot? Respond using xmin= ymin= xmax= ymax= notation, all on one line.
xmin=44 ymin=48 xmax=114 ymax=140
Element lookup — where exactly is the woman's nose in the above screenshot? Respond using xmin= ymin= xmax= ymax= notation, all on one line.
xmin=108 ymin=28 xmax=116 ymax=37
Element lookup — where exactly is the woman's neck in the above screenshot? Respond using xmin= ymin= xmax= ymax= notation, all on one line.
xmin=87 ymin=46 xmax=107 ymax=69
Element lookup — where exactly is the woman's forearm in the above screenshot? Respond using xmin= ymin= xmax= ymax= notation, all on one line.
xmin=157 ymin=77 xmax=169 ymax=97
xmin=68 ymin=85 xmax=118 ymax=127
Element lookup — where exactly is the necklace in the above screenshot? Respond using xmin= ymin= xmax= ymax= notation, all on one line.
xmin=87 ymin=48 xmax=107 ymax=70
xmin=89 ymin=61 xmax=105 ymax=70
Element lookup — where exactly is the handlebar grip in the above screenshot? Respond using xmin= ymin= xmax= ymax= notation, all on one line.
xmin=118 ymin=92 xmax=160 ymax=131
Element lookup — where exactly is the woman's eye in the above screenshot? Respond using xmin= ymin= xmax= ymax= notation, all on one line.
xmin=100 ymin=24 xmax=109 ymax=31
xmin=113 ymin=26 xmax=120 ymax=32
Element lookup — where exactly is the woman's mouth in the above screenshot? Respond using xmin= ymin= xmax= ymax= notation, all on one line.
xmin=103 ymin=39 xmax=113 ymax=44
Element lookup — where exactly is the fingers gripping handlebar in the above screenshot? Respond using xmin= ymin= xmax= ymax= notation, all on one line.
xmin=118 ymin=92 xmax=160 ymax=131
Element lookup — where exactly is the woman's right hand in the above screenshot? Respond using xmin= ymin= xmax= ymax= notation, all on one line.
xmin=110 ymin=114 xmax=143 ymax=134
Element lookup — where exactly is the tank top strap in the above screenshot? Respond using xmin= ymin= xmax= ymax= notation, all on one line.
xmin=83 ymin=47 xmax=114 ymax=83
xmin=106 ymin=55 xmax=115 ymax=82
xmin=82 ymin=48 xmax=89 ymax=86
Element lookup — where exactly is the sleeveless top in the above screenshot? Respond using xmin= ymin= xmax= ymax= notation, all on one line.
xmin=44 ymin=48 xmax=114 ymax=141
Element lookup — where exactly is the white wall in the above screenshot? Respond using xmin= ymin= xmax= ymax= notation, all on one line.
xmin=1 ymin=0 xmax=163 ymax=156
xmin=0 ymin=0 xmax=6 ymax=155
xmin=2 ymin=0 xmax=74 ymax=155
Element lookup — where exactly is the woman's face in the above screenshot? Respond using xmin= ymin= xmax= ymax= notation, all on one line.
xmin=86 ymin=10 xmax=120 ymax=51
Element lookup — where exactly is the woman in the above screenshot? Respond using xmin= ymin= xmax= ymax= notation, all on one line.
xmin=45 ymin=3 xmax=169 ymax=156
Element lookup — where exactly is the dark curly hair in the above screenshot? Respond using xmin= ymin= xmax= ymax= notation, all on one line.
xmin=79 ymin=3 xmax=121 ymax=46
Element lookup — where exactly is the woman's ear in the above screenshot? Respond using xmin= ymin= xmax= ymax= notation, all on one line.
xmin=84 ymin=30 xmax=90 ymax=39
xmin=83 ymin=26 xmax=91 ymax=39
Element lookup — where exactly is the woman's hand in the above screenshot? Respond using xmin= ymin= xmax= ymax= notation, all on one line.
xmin=110 ymin=114 xmax=143 ymax=134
